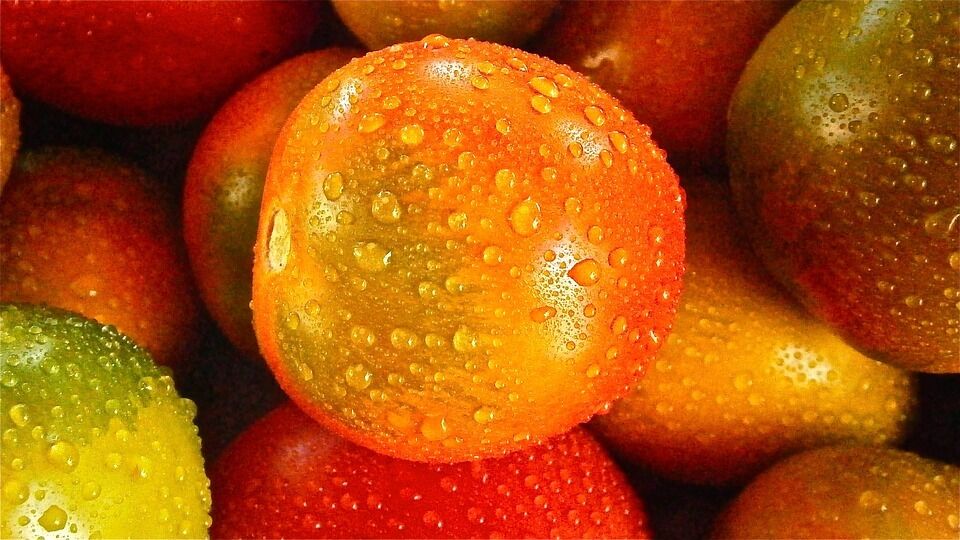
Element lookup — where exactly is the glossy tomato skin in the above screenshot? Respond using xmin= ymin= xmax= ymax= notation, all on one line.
xmin=0 ymin=0 xmax=321 ymax=126
xmin=0 ymin=65 xmax=20 ymax=190
xmin=332 ymin=1 xmax=557 ymax=50
xmin=211 ymin=403 xmax=649 ymax=539
xmin=184 ymin=48 xmax=361 ymax=358
xmin=252 ymin=37 xmax=684 ymax=462
xmin=535 ymin=0 xmax=793 ymax=173
xmin=0 ymin=148 xmax=201 ymax=367
xmin=0 ymin=304 xmax=211 ymax=539
xmin=728 ymin=1 xmax=960 ymax=372
xmin=592 ymin=179 xmax=917 ymax=486
xmin=713 ymin=446 xmax=960 ymax=539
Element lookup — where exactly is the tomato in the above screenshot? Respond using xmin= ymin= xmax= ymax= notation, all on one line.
xmin=0 ymin=0 xmax=321 ymax=126
xmin=252 ymin=37 xmax=684 ymax=462
xmin=591 ymin=179 xmax=917 ymax=485
xmin=0 ymin=148 xmax=201 ymax=367
xmin=0 ymin=65 xmax=20 ymax=190
xmin=713 ymin=446 xmax=960 ymax=538
xmin=211 ymin=403 xmax=649 ymax=539
xmin=727 ymin=1 xmax=960 ymax=372
xmin=184 ymin=48 xmax=361 ymax=358
xmin=534 ymin=0 xmax=793 ymax=173
xmin=0 ymin=304 xmax=211 ymax=538
xmin=331 ymin=1 xmax=557 ymax=50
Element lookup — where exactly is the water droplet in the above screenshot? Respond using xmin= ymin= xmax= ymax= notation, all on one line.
xmin=323 ymin=172 xmax=344 ymax=201
xmin=421 ymin=34 xmax=450 ymax=49
xmin=371 ymin=191 xmax=402 ymax=223
xmin=345 ymin=364 xmax=373 ymax=390
xmin=608 ymin=131 xmax=628 ymax=153
xmin=8 ymin=404 xmax=29 ymax=427
xmin=47 ymin=441 xmax=78 ymax=471
xmin=495 ymin=169 xmax=516 ymax=192
xmin=529 ymin=306 xmax=557 ymax=323
xmin=443 ymin=128 xmax=463 ymax=147
xmin=530 ymin=95 xmax=552 ymax=114
xmin=608 ymin=247 xmax=629 ymax=268
xmin=482 ymin=246 xmax=503 ymax=266
xmin=473 ymin=407 xmax=496 ymax=424
xmin=568 ymin=259 xmax=601 ymax=286
xmin=828 ymin=93 xmax=850 ymax=112
xmin=421 ymin=416 xmax=448 ymax=441
xmin=267 ymin=209 xmax=290 ymax=272
xmin=400 ymin=124 xmax=425 ymax=145
xmin=38 ymin=505 xmax=67 ymax=532
xmin=509 ymin=200 xmax=542 ymax=237
xmin=923 ymin=206 xmax=959 ymax=238
xmin=470 ymin=74 xmax=490 ymax=90
xmin=584 ymin=105 xmax=606 ymax=126
xmin=585 ymin=364 xmax=601 ymax=378
xmin=610 ymin=316 xmax=628 ymax=335
xmin=358 ymin=113 xmax=387 ymax=133
xmin=353 ymin=242 xmax=392 ymax=272
xmin=529 ymin=76 xmax=560 ymax=98
xmin=495 ymin=118 xmax=511 ymax=135
xmin=587 ymin=225 xmax=604 ymax=244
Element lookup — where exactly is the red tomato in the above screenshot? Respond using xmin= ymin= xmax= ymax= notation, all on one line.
xmin=252 ymin=37 xmax=684 ymax=462
xmin=535 ymin=0 xmax=793 ymax=173
xmin=211 ymin=403 xmax=649 ymax=539
xmin=0 ymin=0 xmax=321 ymax=126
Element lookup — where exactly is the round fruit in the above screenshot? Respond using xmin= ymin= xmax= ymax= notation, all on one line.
xmin=331 ymin=0 xmax=557 ymax=50
xmin=184 ymin=48 xmax=361 ymax=358
xmin=211 ymin=403 xmax=649 ymax=539
xmin=591 ymin=178 xmax=917 ymax=485
xmin=0 ymin=1 xmax=321 ymax=125
xmin=535 ymin=0 xmax=792 ymax=173
xmin=0 ymin=64 xmax=20 ymax=190
xmin=0 ymin=148 xmax=201 ymax=367
xmin=252 ymin=37 xmax=684 ymax=462
xmin=713 ymin=446 xmax=960 ymax=538
xmin=0 ymin=303 xmax=211 ymax=538
xmin=727 ymin=0 xmax=960 ymax=372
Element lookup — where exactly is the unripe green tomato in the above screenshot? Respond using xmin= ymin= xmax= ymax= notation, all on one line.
xmin=728 ymin=0 xmax=960 ymax=372
xmin=0 ymin=304 xmax=211 ymax=538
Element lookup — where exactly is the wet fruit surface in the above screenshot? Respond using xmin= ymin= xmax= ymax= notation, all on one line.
xmin=713 ymin=446 xmax=960 ymax=538
xmin=211 ymin=403 xmax=649 ymax=539
xmin=535 ymin=0 xmax=793 ymax=173
xmin=0 ymin=304 xmax=211 ymax=538
xmin=184 ymin=48 xmax=361 ymax=358
xmin=332 ymin=0 xmax=558 ymax=50
xmin=728 ymin=0 xmax=960 ymax=372
xmin=0 ymin=0 xmax=321 ymax=125
xmin=0 ymin=148 xmax=201 ymax=367
xmin=0 ymin=64 xmax=20 ymax=190
xmin=252 ymin=37 xmax=685 ymax=462
xmin=592 ymin=179 xmax=917 ymax=485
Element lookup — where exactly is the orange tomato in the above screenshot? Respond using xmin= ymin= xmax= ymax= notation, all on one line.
xmin=0 ymin=64 xmax=20 ymax=190
xmin=252 ymin=37 xmax=684 ymax=462
xmin=592 ymin=179 xmax=916 ymax=485
xmin=0 ymin=148 xmax=201 ymax=367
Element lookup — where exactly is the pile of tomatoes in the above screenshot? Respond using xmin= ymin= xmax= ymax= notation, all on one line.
xmin=0 ymin=1 xmax=957 ymax=539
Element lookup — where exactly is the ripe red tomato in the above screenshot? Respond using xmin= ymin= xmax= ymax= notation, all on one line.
xmin=0 ymin=0 xmax=321 ymax=126
xmin=0 ymin=64 xmax=20 ymax=190
xmin=211 ymin=403 xmax=649 ymax=539
xmin=713 ymin=446 xmax=960 ymax=538
xmin=184 ymin=48 xmax=361 ymax=358
xmin=535 ymin=0 xmax=793 ymax=173
xmin=0 ymin=148 xmax=201 ymax=367
xmin=252 ymin=37 xmax=684 ymax=462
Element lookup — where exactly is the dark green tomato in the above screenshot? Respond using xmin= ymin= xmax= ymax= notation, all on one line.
xmin=728 ymin=0 xmax=959 ymax=372
xmin=0 ymin=304 xmax=211 ymax=538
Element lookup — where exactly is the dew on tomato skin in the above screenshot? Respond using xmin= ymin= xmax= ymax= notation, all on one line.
xmin=358 ymin=112 xmax=387 ymax=133
xmin=529 ymin=306 xmax=557 ymax=323
xmin=530 ymin=94 xmax=552 ymax=114
xmin=568 ymin=259 xmax=601 ymax=287
xmin=508 ymin=199 xmax=542 ymax=237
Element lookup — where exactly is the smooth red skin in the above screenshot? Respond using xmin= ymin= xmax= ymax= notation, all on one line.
xmin=535 ymin=0 xmax=793 ymax=173
xmin=211 ymin=404 xmax=650 ymax=539
xmin=0 ymin=148 xmax=201 ymax=367
xmin=184 ymin=48 xmax=361 ymax=358
xmin=0 ymin=0 xmax=321 ymax=126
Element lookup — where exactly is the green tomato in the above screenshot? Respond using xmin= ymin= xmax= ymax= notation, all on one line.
xmin=0 ymin=304 xmax=211 ymax=538
xmin=728 ymin=0 xmax=959 ymax=372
